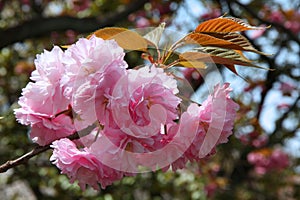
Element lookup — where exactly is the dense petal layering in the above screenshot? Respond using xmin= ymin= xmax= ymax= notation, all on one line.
xmin=50 ymin=138 xmax=124 ymax=190
xmin=110 ymin=66 xmax=181 ymax=138
xmin=14 ymin=31 xmax=240 ymax=191
xmin=14 ymin=47 xmax=74 ymax=145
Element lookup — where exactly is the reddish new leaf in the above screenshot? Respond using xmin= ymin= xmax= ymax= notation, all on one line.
xmin=205 ymin=32 xmax=269 ymax=55
xmin=195 ymin=17 xmax=265 ymax=33
xmin=182 ymin=32 xmax=240 ymax=49
xmin=179 ymin=48 xmax=266 ymax=69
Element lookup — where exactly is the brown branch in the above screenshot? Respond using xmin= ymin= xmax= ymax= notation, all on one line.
xmin=269 ymin=95 xmax=300 ymax=144
xmin=0 ymin=0 xmax=149 ymax=49
xmin=0 ymin=124 xmax=96 ymax=173
xmin=230 ymin=0 xmax=300 ymax=45
xmin=222 ymin=0 xmax=283 ymax=120
xmin=0 ymin=145 xmax=51 ymax=173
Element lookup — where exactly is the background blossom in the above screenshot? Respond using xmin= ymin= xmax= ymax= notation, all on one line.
xmin=247 ymin=148 xmax=290 ymax=175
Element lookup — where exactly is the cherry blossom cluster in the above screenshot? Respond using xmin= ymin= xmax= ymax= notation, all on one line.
xmin=239 ymin=131 xmax=269 ymax=148
xmin=14 ymin=35 xmax=239 ymax=190
xmin=247 ymin=148 xmax=290 ymax=175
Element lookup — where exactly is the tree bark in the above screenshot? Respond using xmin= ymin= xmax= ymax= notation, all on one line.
xmin=0 ymin=0 xmax=149 ymax=48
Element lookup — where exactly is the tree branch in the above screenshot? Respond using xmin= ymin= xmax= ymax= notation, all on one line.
xmin=222 ymin=0 xmax=282 ymax=120
xmin=0 ymin=0 xmax=149 ymax=49
xmin=269 ymin=95 xmax=300 ymax=144
xmin=231 ymin=0 xmax=300 ymax=46
xmin=0 ymin=124 xmax=96 ymax=173
xmin=0 ymin=145 xmax=51 ymax=173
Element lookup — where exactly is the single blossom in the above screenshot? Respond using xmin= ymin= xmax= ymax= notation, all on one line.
xmin=168 ymin=84 xmax=238 ymax=168
xmin=14 ymin=46 xmax=74 ymax=145
xmin=30 ymin=114 xmax=74 ymax=146
xmin=31 ymin=46 xmax=65 ymax=83
xmin=61 ymin=36 xmax=127 ymax=129
xmin=50 ymin=138 xmax=124 ymax=190
xmin=186 ymin=83 xmax=239 ymax=160
xmin=109 ymin=66 xmax=181 ymax=138
xmin=61 ymin=35 xmax=127 ymax=98
xmin=72 ymin=63 xmax=127 ymax=129
xmin=159 ymin=103 xmax=201 ymax=171
xmin=14 ymin=84 xmax=73 ymax=146
xmin=15 ymin=82 xmax=69 ymax=125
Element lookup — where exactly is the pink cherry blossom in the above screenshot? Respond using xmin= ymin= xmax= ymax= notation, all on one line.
xmin=14 ymin=44 xmax=74 ymax=145
xmin=59 ymin=36 xmax=127 ymax=129
xmin=30 ymin=114 xmax=74 ymax=146
xmin=50 ymin=138 xmax=124 ymax=190
xmin=110 ymin=66 xmax=181 ymax=138
xmin=201 ymin=83 xmax=239 ymax=143
xmin=72 ymin=63 xmax=127 ymax=129
xmin=169 ymin=83 xmax=239 ymax=166
xmin=88 ymin=125 xmax=165 ymax=173
xmin=279 ymin=81 xmax=296 ymax=96
xmin=193 ymin=83 xmax=239 ymax=159
xmin=13 ymin=24 xmax=242 ymax=189
xmin=61 ymin=35 xmax=127 ymax=98
xmin=31 ymin=46 xmax=65 ymax=83
xmin=269 ymin=11 xmax=284 ymax=23
xmin=247 ymin=148 xmax=290 ymax=175
xmin=157 ymin=103 xmax=201 ymax=171
xmin=14 ymin=78 xmax=73 ymax=146
xmin=90 ymin=103 xmax=200 ymax=173
xmin=15 ymin=82 xmax=69 ymax=124
xmin=252 ymin=135 xmax=268 ymax=148
xmin=135 ymin=17 xmax=151 ymax=28
xmin=69 ymin=0 xmax=91 ymax=12
xmin=89 ymin=127 xmax=147 ymax=173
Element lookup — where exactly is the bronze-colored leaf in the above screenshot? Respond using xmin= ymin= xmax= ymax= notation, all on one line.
xmin=179 ymin=51 xmax=213 ymax=62
xmin=182 ymin=32 xmax=245 ymax=50
xmin=179 ymin=47 xmax=267 ymax=69
xmin=181 ymin=32 xmax=269 ymax=55
xmin=176 ymin=61 xmax=207 ymax=68
xmin=224 ymin=64 xmax=238 ymax=75
xmin=88 ymin=27 xmax=148 ymax=50
xmin=205 ymin=32 xmax=270 ymax=55
xmin=195 ymin=17 xmax=265 ymax=33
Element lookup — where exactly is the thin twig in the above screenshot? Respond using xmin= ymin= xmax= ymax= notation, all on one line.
xmin=0 ymin=124 xmax=96 ymax=173
xmin=231 ymin=0 xmax=300 ymax=46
